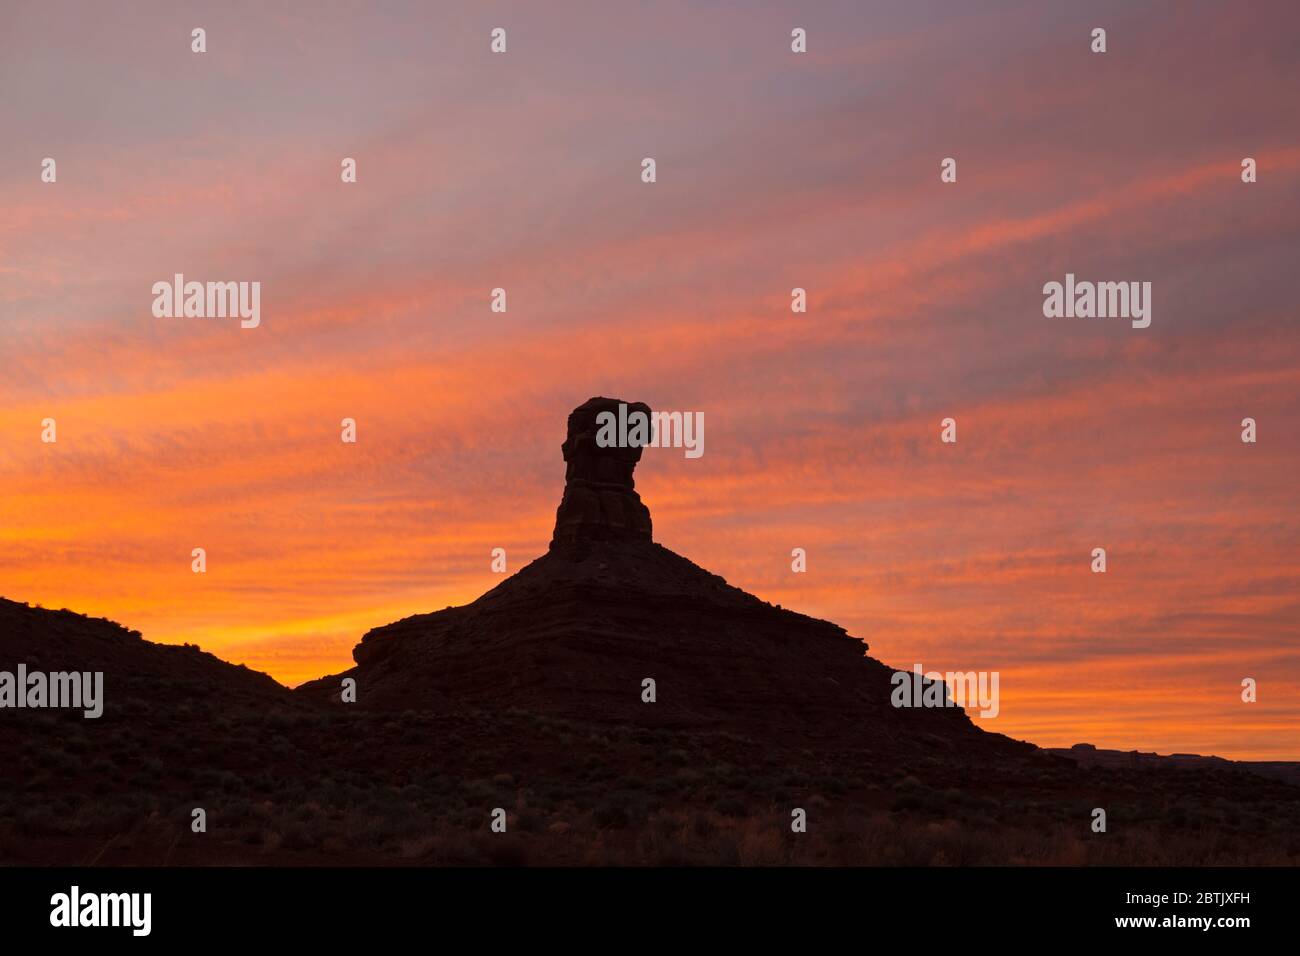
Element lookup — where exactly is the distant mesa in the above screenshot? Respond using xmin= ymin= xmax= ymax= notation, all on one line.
xmin=1051 ymin=743 xmax=1300 ymax=787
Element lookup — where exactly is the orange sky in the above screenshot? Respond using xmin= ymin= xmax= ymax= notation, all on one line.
xmin=2 ymin=1 xmax=1297 ymax=758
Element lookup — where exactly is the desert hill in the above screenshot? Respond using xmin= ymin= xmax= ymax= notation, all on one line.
xmin=0 ymin=597 xmax=295 ymax=709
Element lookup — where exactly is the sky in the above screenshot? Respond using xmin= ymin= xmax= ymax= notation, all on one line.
xmin=1 ymin=0 xmax=1297 ymax=759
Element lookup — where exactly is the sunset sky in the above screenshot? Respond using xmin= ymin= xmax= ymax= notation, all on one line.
xmin=2 ymin=1 xmax=1297 ymax=759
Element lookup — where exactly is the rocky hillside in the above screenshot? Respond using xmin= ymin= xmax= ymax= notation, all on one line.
xmin=0 ymin=597 xmax=295 ymax=711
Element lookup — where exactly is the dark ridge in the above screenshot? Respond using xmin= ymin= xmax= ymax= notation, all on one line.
xmin=0 ymin=597 xmax=296 ymax=709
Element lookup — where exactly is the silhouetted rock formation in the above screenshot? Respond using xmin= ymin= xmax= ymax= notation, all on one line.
xmin=297 ymin=399 xmax=1024 ymax=758
xmin=551 ymin=396 xmax=653 ymax=547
